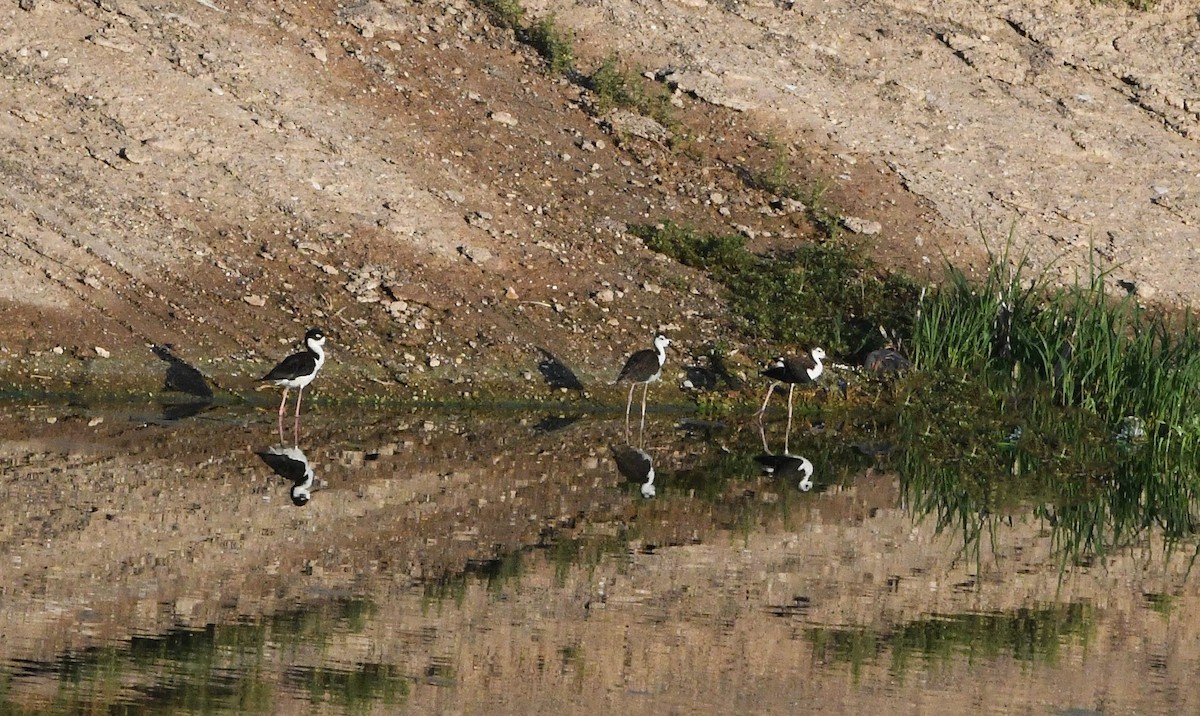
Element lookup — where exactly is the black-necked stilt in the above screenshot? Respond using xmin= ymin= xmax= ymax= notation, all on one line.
xmin=756 ymin=348 xmax=826 ymax=433
xmin=611 ymin=444 xmax=656 ymax=498
xmin=260 ymin=327 xmax=327 ymax=438
xmin=614 ymin=334 xmax=671 ymax=435
xmin=755 ymin=453 xmax=814 ymax=492
xmin=256 ymin=445 xmax=317 ymax=506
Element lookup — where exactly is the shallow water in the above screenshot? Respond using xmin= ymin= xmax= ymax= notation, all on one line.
xmin=0 ymin=401 xmax=1197 ymax=714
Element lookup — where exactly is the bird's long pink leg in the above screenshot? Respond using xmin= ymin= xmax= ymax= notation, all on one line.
xmin=625 ymin=383 xmax=636 ymax=436
xmin=756 ymin=382 xmax=777 ymax=420
xmin=277 ymin=387 xmax=290 ymax=444
xmin=785 ymin=385 xmax=795 ymax=453
xmin=639 ymin=382 xmax=649 ymax=436
xmin=293 ymin=386 xmax=305 ymax=443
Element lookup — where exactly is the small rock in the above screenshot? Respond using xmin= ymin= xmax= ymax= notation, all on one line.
xmin=840 ymin=215 xmax=882 ymax=235
xmin=603 ymin=110 xmax=669 ymax=144
xmin=386 ymin=300 xmax=408 ymax=316
xmin=642 ymin=282 xmax=662 ymax=294
xmin=458 ymin=245 xmax=493 ymax=263
xmin=428 ymin=356 xmax=441 ymax=368
xmin=504 ymin=286 xmax=519 ymax=300
xmin=310 ymin=45 xmax=327 ymax=63
xmin=595 ymin=288 xmax=615 ymax=302
xmin=779 ymin=197 xmax=805 ymax=214
xmin=489 ymin=111 xmax=518 ymax=127
xmin=88 ymin=416 xmax=104 ymax=427
xmin=119 ymin=145 xmax=149 ymax=164
xmin=243 ymin=294 xmax=267 ymax=307
xmin=709 ymin=192 xmax=725 ymax=205
xmin=95 ymin=346 xmax=111 ymax=358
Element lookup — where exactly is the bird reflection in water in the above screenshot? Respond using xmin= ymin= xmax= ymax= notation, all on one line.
xmin=755 ymin=422 xmax=815 ymax=492
xmin=610 ymin=444 xmax=657 ymax=498
xmin=256 ymin=445 xmax=318 ymax=506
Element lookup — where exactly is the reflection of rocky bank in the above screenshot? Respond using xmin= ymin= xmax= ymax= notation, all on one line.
xmin=0 ymin=408 xmax=1197 ymax=712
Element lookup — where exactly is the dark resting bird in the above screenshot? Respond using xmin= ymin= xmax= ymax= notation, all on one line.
xmin=259 ymin=327 xmax=327 ymax=439
xmin=863 ymin=347 xmax=911 ymax=375
xmin=614 ymin=334 xmax=671 ymax=435
xmin=756 ymin=348 xmax=826 ymax=429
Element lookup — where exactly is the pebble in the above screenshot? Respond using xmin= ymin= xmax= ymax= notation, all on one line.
xmin=840 ymin=215 xmax=882 ymax=235
xmin=595 ymin=288 xmax=615 ymax=302
xmin=458 ymin=244 xmax=492 ymax=263
xmin=119 ymin=145 xmax=149 ymax=164
xmin=490 ymin=111 xmax=518 ymax=127
xmin=95 ymin=346 xmax=111 ymax=358
xmin=428 ymin=356 xmax=441 ymax=368
xmin=243 ymin=294 xmax=267 ymax=306
xmin=505 ymin=286 xmax=519 ymax=300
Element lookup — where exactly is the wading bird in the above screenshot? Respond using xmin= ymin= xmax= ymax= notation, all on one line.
xmin=260 ymin=327 xmax=327 ymax=440
xmin=614 ymin=334 xmax=670 ymax=436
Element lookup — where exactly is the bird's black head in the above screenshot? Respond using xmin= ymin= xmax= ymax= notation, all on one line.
xmin=305 ymin=327 xmax=327 ymax=342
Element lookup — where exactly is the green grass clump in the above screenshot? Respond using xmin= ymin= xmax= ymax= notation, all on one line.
xmin=910 ymin=241 xmax=1200 ymax=437
xmin=631 ymin=221 xmax=917 ymax=355
xmin=584 ymin=53 xmax=675 ymax=126
xmin=476 ymin=0 xmax=524 ymax=29
xmin=524 ymin=15 xmax=575 ymax=75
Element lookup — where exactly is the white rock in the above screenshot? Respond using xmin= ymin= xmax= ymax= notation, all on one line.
xmin=490 ymin=111 xmax=518 ymax=127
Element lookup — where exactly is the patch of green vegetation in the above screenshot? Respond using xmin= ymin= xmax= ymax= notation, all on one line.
xmin=631 ymin=221 xmax=919 ymax=356
xmin=524 ymin=14 xmax=575 ymax=75
xmin=584 ymin=53 xmax=675 ymax=127
xmin=475 ymin=0 xmax=524 ymax=29
xmin=910 ymin=240 xmax=1200 ymax=438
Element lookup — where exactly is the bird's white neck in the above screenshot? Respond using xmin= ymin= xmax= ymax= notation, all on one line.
xmin=807 ymin=353 xmax=823 ymax=380
xmin=308 ymin=338 xmax=326 ymax=368
xmin=654 ymin=343 xmax=667 ymax=366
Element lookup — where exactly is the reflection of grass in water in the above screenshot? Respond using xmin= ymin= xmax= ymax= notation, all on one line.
xmin=1 ymin=598 xmax=404 ymax=714
xmin=807 ymin=602 xmax=1094 ymax=681
xmin=291 ymin=662 xmax=409 ymax=712
xmin=422 ymin=552 xmax=526 ymax=608
xmin=899 ymin=364 xmax=1200 ymax=566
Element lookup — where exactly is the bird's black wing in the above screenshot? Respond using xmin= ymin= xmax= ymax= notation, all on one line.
xmin=616 ymin=349 xmax=658 ymax=383
xmin=260 ymin=351 xmax=316 ymax=381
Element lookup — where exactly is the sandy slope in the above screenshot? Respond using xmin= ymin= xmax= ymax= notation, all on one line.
xmin=0 ymin=0 xmax=1195 ymax=398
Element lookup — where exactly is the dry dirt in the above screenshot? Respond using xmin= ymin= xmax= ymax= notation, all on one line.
xmin=0 ymin=0 xmax=1196 ymax=402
